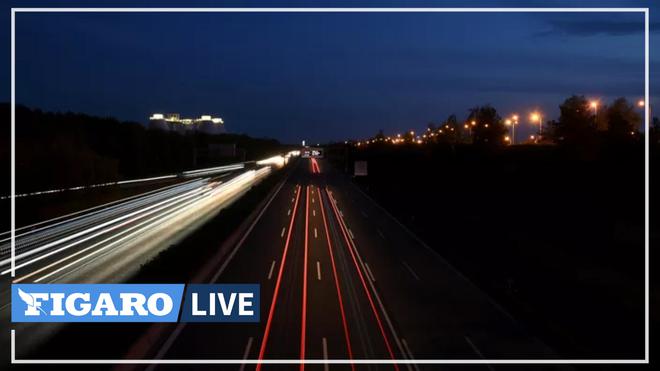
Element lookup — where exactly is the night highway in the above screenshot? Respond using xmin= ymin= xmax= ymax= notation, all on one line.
xmin=1 ymin=162 xmax=274 ymax=354
xmin=2 ymin=4 xmax=652 ymax=370
xmin=118 ymin=157 xmax=559 ymax=370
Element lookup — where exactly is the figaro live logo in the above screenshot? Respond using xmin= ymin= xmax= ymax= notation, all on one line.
xmin=11 ymin=284 xmax=259 ymax=323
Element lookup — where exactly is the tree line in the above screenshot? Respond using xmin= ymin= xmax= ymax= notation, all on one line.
xmin=0 ymin=104 xmax=283 ymax=194
xmin=368 ymin=96 xmax=656 ymax=147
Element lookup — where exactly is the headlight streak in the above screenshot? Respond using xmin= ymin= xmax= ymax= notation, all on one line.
xmin=0 ymin=179 xmax=208 ymax=254
xmin=36 ymin=170 xmax=271 ymax=283
xmin=33 ymin=187 xmax=223 ymax=284
xmin=6 ymin=168 xmax=272 ymax=281
xmin=1 ymin=184 xmax=212 ymax=274
xmin=181 ymin=164 xmax=244 ymax=178
xmin=1 ymin=162 xmax=245 ymax=200
xmin=0 ymin=178 xmax=204 ymax=242
xmin=14 ymin=189 xmax=209 ymax=283
xmin=256 ymin=155 xmax=286 ymax=168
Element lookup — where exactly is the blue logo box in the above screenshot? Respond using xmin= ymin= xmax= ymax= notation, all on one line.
xmin=181 ymin=284 xmax=260 ymax=322
xmin=12 ymin=283 xmax=260 ymax=323
xmin=12 ymin=284 xmax=184 ymax=322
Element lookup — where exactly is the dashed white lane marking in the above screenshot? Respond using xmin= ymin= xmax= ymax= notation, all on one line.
xmin=347 ymin=228 xmax=355 ymax=240
xmin=312 ymin=198 xmax=315 ymax=203
xmin=377 ymin=229 xmax=386 ymax=240
xmin=316 ymin=261 xmax=322 ymax=280
xmin=313 ymin=210 xmax=316 ymax=217
xmin=280 ymin=227 xmax=286 ymax=238
xmin=322 ymin=337 xmax=329 ymax=371
xmin=402 ymin=261 xmax=421 ymax=281
xmin=292 ymin=197 xmax=295 ymax=202
xmin=314 ymin=228 xmax=318 ymax=239
xmin=287 ymin=209 xmax=291 ymax=216
xmin=339 ymin=210 xmax=344 ymax=217
xmin=364 ymin=262 xmax=376 ymax=282
xmin=267 ymin=260 xmax=276 ymax=280
xmin=401 ymin=338 xmax=420 ymax=371
xmin=238 ymin=337 xmax=254 ymax=371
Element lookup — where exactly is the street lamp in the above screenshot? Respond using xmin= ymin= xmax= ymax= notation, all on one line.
xmin=505 ymin=114 xmax=519 ymax=145
xmin=464 ymin=123 xmax=471 ymax=138
xmin=638 ymin=99 xmax=652 ymax=130
xmin=530 ymin=112 xmax=543 ymax=136
xmin=590 ymin=100 xmax=599 ymax=127
xmin=512 ymin=114 xmax=519 ymax=144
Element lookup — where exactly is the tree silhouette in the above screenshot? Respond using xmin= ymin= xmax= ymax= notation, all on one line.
xmin=470 ymin=106 xmax=507 ymax=146
xmin=606 ymin=97 xmax=641 ymax=142
xmin=551 ymin=95 xmax=596 ymax=145
xmin=438 ymin=114 xmax=460 ymax=144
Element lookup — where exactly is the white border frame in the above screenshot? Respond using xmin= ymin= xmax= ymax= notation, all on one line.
xmin=9 ymin=7 xmax=650 ymax=365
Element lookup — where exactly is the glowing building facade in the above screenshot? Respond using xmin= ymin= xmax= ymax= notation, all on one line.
xmin=149 ymin=113 xmax=226 ymax=134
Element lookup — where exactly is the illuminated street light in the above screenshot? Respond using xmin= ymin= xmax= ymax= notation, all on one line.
xmin=506 ymin=114 xmax=519 ymax=145
xmin=638 ymin=100 xmax=645 ymax=107
xmin=471 ymin=120 xmax=477 ymax=126
xmin=590 ymin=100 xmax=600 ymax=123
xmin=464 ymin=123 xmax=472 ymax=140
xmin=530 ymin=112 xmax=543 ymax=135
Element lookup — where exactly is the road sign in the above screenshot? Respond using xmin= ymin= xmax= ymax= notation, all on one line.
xmin=354 ymin=161 xmax=368 ymax=176
xmin=301 ymin=147 xmax=324 ymax=158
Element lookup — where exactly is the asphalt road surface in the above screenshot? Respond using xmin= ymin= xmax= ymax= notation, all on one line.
xmin=138 ymin=158 xmax=562 ymax=370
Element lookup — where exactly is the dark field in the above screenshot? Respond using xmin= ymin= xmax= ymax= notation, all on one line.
xmin=329 ymin=142 xmax=647 ymax=359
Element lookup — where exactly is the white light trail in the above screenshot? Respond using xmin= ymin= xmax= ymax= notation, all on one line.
xmin=0 ymin=184 xmax=209 ymax=268
xmin=1 ymin=185 xmax=210 ymax=273
xmin=6 ymin=167 xmax=271 ymax=280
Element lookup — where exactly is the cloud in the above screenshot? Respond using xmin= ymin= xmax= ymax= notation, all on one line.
xmin=536 ymin=19 xmax=658 ymax=37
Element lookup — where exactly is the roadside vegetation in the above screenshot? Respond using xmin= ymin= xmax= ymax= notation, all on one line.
xmin=326 ymin=95 xmax=652 ymax=358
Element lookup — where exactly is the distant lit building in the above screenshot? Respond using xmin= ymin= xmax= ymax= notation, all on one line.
xmin=149 ymin=113 xmax=226 ymax=134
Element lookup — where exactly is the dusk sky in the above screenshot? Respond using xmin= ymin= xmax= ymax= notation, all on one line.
xmin=2 ymin=1 xmax=657 ymax=144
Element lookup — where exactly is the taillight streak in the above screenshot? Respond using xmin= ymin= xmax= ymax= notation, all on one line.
xmin=325 ymin=187 xmax=399 ymax=370
xmin=256 ymin=185 xmax=302 ymax=370
xmin=318 ymin=186 xmax=355 ymax=369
